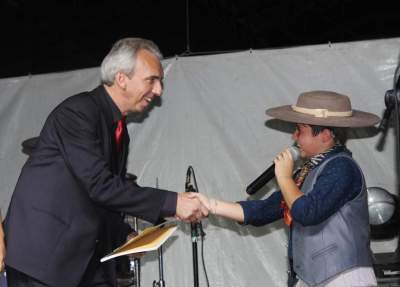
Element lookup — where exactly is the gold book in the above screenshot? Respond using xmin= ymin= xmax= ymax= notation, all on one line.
xmin=100 ymin=221 xmax=178 ymax=262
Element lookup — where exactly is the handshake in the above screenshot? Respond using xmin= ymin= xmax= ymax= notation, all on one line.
xmin=175 ymin=192 xmax=217 ymax=223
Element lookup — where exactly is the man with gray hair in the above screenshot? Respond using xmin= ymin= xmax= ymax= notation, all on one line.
xmin=4 ymin=38 xmax=208 ymax=287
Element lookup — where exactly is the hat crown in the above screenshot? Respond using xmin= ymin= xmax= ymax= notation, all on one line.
xmin=296 ymin=91 xmax=352 ymax=112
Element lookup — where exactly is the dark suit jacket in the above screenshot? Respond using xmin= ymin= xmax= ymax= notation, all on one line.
xmin=4 ymin=86 xmax=175 ymax=287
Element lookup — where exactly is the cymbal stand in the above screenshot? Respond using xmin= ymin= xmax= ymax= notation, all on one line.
xmin=153 ymin=177 xmax=166 ymax=287
xmin=152 ymin=246 xmax=165 ymax=287
xmin=132 ymin=217 xmax=141 ymax=287
xmin=125 ymin=173 xmax=141 ymax=287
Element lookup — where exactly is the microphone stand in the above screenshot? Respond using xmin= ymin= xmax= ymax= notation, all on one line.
xmin=186 ymin=166 xmax=205 ymax=287
xmin=153 ymin=178 xmax=166 ymax=287
xmin=373 ymin=63 xmax=400 ymax=280
xmin=190 ymin=220 xmax=200 ymax=287
xmin=125 ymin=173 xmax=141 ymax=287
xmin=153 ymin=246 xmax=165 ymax=287
xmin=379 ymin=64 xmax=400 ymax=190
xmin=132 ymin=217 xmax=141 ymax=287
xmin=393 ymin=65 xmax=400 ymax=193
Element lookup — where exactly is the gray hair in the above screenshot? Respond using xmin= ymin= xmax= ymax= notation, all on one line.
xmin=100 ymin=37 xmax=163 ymax=86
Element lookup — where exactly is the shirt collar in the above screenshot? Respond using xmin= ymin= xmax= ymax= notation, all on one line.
xmin=103 ymin=86 xmax=123 ymax=123
xmin=304 ymin=144 xmax=350 ymax=170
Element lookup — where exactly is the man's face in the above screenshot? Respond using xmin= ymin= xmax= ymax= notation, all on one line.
xmin=292 ymin=124 xmax=325 ymax=158
xmin=123 ymin=49 xmax=164 ymax=113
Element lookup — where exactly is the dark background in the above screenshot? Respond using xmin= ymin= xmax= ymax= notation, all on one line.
xmin=1 ymin=0 xmax=399 ymax=78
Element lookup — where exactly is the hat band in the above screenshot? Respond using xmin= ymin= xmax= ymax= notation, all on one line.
xmin=291 ymin=105 xmax=353 ymax=118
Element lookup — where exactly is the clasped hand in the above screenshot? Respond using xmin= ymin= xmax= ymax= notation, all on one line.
xmin=175 ymin=192 xmax=213 ymax=223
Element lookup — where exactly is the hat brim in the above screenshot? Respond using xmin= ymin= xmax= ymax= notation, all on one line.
xmin=266 ymin=105 xmax=380 ymax=127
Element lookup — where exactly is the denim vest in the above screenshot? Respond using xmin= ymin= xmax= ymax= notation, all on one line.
xmin=292 ymin=153 xmax=373 ymax=286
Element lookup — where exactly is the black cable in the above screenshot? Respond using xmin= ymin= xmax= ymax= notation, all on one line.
xmin=393 ymin=64 xmax=400 ymax=192
xmin=200 ymin=233 xmax=210 ymax=287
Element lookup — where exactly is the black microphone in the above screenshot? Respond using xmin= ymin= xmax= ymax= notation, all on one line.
xmin=246 ymin=146 xmax=301 ymax=195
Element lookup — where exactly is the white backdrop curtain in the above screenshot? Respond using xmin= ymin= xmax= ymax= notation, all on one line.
xmin=1 ymin=38 xmax=399 ymax=286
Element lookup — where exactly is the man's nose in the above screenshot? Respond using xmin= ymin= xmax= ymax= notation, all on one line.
xmin=152 ymin=80 xmax=163 ymax=96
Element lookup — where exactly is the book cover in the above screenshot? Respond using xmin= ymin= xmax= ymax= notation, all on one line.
xmin=100 ymin=221 xmax=178 ymax=262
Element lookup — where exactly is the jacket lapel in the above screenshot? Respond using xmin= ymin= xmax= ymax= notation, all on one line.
xmin=89 ymin=86 xmax=119 ymax=173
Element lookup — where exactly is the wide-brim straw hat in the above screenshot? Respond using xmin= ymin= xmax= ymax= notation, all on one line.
xmin=266 ymin=90 xmax=380 ymax=127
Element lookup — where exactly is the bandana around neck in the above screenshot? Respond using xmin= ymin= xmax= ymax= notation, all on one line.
xmin=301 ymin=144 xmax=346 ymax=173
xmin=282 ymin=144 xmax=347 ymax=226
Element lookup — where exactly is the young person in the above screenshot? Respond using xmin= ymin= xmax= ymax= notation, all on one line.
xmin=194 ymin=91 xmax=380 ymax=287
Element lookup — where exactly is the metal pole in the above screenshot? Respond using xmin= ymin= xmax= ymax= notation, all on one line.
xmin=191 ymin=227 xmax=199 ymax=287
xmin=153 ymin=177 xmax=166 ymax=287
xmin=185 ymin=0 xmax=191 ymax=53
xmin=152 ymin=244 xmax=166 ymax=287
xmin=133 ymin=217 xmax=141 ymax=287
xmin=186 ymin=166 xmax=200 ymax=287
xmin=155 ymin=246 xmax=166 ymax=287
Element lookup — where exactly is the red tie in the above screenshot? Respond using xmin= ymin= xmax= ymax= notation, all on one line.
xmin=115 ymin=116 xmax=126 ymax=153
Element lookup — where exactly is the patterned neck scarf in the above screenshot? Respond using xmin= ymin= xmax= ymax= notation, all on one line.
xmin=282 ymin=144 xmax=345 ymax=226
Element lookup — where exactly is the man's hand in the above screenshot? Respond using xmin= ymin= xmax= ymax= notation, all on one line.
xmin=175 ymin=192 xmax=209 ymax=223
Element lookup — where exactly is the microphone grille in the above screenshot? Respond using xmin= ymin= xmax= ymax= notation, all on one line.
xmin=288 ymin=146 xmax=301 ymax=161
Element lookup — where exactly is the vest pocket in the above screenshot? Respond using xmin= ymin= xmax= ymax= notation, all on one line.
xmin=311 ymin=243 xmax=338 ymax=260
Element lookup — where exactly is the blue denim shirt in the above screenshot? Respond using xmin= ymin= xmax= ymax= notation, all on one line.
xmin=239 ymin=148 xmax=362 ymax=227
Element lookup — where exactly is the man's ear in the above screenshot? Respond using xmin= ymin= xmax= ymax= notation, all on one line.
xmin=115 ymin=72 xmax=127 ymax=91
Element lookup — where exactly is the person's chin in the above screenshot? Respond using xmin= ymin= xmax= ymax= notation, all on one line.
xmin=141 ymin=103 xmax=150 ymax=112
xmin=133 ymin=104 xmax=148 ymax=113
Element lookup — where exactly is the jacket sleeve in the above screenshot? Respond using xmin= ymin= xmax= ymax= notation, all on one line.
xmin=238 ymin=191 xmax=284 ymax=226
xmin=48 ymin=99 xmax=176 ymax=223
